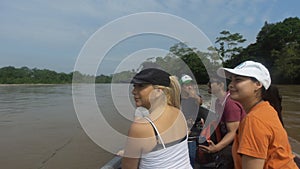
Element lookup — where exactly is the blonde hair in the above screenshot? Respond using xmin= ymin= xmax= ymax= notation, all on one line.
xmin=153 ymin=76 xmax=181 ymax=109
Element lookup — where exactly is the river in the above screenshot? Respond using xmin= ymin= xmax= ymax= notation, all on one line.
xmin=0 ymin=84 xmax=299 ymax=169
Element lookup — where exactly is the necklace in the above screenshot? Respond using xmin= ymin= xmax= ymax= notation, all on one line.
xmin=246 ymin=99 xmax=263 ymax=113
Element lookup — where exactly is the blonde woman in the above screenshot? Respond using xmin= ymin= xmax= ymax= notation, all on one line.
xmin=122 ymin=68 xmax=192 ymax=169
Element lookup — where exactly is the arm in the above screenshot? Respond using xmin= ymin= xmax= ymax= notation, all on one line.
xmin=121 ymin=122 xmax=145 ymax=169
xmin=189 ymin=91 xmax=203 ymax=105
xmin=209 ymin=100 xmax=243 ymax=151
xmin=238 ymin=116 xmax=269 ymax=169
xmin=122 ymin=157 xmax=140 ymax=169
xmin=194 ymin=94 xmax=203 ymax=105
xmin=214 ymin=121 xmax=239 ymax=151
xmin=186 ymin=86 xmax=203 ymax=105
xmin=199 ymin=121 xmax=239 ymax=153
xmin=242 ymin=154 xmax=265 ymax=169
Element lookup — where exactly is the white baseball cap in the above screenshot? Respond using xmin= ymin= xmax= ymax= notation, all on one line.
xmin=217 ymin=61 xmax=271 ymax=89
xmin=180 ymin=74 xmax=193 ymax=84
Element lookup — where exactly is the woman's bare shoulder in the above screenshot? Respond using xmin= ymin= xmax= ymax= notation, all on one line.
xmin=128 ymin=118 xmax=152 ymax=138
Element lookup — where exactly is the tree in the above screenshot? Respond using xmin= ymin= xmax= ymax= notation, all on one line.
xmin=154 ymin=42 xmax=221 ymax=83
xmin=272 ymin=42 xmax=300 ymax=83
xmin=215 ymin=30 xmax=246 ymax=61
xmin=168 ymin=42 xmax=210 ymax=83
xmin=226 ymin=17 xmax=300 ymax=84
xmin=0 ymin=66 xmax=98 ymax=84
xmin=111 ymin=71 xmax=134 ymax=83
xmin=254 ymin=17 xmax=300 ymax=67
xmin=96 ymin=74 xmax=112 ymax=83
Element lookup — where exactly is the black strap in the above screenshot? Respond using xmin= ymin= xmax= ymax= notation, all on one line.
xmin=147 ymin=119 xmax=160 ymax=144
xmin=147 ymin=118 xmax=187 ymax=150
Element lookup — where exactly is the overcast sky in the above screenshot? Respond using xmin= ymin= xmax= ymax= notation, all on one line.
xmin=1 ymin=0 xmax=299 ymax=75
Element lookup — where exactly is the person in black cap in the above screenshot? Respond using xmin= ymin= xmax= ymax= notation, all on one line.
xmin=122 ymin=68 xmax=192 ymax=169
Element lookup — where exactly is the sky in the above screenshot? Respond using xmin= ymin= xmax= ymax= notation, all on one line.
xmin=1 ymin=0 xmax=300 ymax=75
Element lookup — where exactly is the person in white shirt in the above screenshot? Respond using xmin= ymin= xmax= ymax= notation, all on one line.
xmin=122 ymin=68 xmax=192 ymax=169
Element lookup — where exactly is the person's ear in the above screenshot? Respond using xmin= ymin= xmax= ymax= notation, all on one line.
xmin=155 ymin=88 xmax=163 ymax=96
xmin=149 ymin=88 xmax=165 ymax=102
xmin=219 ymin=82 xmax=224 ymax=88
xmin=254 ymin=81 xmax=263 ymax=91
xmin=149 ymin=88 xmax=161 ymax=98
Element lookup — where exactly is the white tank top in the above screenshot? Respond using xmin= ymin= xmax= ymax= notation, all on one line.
xmin=139 ymin=117 xmax=192 ymax=169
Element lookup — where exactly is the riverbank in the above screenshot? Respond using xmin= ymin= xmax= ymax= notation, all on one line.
xmin=0 ymin=83 xmax=66 ymax=86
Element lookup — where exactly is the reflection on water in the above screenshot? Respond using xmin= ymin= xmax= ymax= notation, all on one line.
xmin=277 ymin=85 xmax=300 ymax=153
xmin=277 ymin=85 xmax=300 ymax=135
xmin=0 ymin=85 xmax=72 ymax=115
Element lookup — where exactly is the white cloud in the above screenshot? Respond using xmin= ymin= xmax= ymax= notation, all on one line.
xmin=0 ymin=0 xmax=299 ymax=73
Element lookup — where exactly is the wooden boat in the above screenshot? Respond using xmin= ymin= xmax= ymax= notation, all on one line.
xmin=100 ymin=153 xmax=300 ymax=169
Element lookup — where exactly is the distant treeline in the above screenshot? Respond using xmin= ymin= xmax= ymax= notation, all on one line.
xmin=0 ymin=66 xmax=112 ymax=84
xmin=1 ymin=17 xmax=299 ymax=84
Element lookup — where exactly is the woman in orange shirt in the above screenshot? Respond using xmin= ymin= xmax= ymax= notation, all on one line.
xmin=217 ymin=61 xmax=298 ymax=169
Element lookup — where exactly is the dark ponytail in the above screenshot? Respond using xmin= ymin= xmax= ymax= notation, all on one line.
xmin=262 ymin=85 xmax=284 ymax=126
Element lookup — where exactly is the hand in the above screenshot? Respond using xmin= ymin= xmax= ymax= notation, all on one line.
xmin=200 ymin=118 xmax=204 ymax=127
xmin=188 ymin=89 xmax=203 ymax=105
xmin=187 ymin=87 xmax=198 ymax=98
xmin=117 ymin=149 xmax=124 ymax=156
xmin=198 ymin=140 xmax=218 ymax=154
xmin=182 ymin=85 xmax=203 ymax=105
